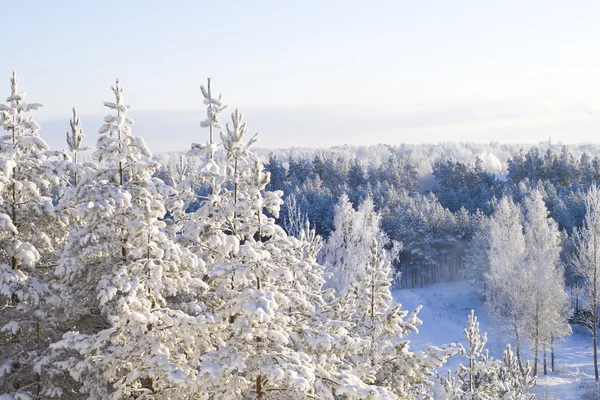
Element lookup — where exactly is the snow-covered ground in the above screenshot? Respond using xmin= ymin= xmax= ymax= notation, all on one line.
xmin=394 ymin=281 xmax=599 ymax=399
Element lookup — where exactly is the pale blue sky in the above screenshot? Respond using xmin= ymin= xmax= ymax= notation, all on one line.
xmin=2 ymin=1 xmax=600 ymax=150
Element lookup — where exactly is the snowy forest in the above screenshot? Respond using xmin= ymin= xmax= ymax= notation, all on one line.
xmin=3 ymin=72 xmax=600 ymax=400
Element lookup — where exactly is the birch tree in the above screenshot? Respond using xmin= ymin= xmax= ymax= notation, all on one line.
xmin=572 ymin=185 xmax=600 ymax=381
xmin=485 ymin=196 xmax=528 ymax=367
xmin=521 ymin=190 xmax=570 ymax=376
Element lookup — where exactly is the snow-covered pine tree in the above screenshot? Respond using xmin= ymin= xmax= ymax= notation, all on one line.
xmin=0 ymin=71 xmax=50 ymax=269
xmin=170 ymin=78 xmax=228 ymax=221
xmin=439 ymin=310 xmax=535 ymax=399
xmin=485 ymin=196 xmax=528 ymax=367
xmin=49 ymin=79 xmax=207 ymax=399
xmin=572 ymin=184 xmax=600 ymax=381
xmin=177 ymin=80 xmax=397 ymax=399
xmin=497 ymin=345 xmax=536 ymax=400
xmin=439 ymin=310 xmax=498 ymax=399
xmin=191 ymin=109 xmax=338 ymax=398
xmin=0 ymin=71 xmax=66 ymax=398
xmin=363 ymin=236 xmax=455 ymax=399
xmin=521 ymin=189 xmax=571 ymax=376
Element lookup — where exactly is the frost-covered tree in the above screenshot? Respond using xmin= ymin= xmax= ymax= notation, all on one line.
xmin=0 ymin=71 xmax=50 ymax=269
xmin=440 ymin=310 xmax=498 ymax=399
xmin=321 ymin=194 xmax=455 ymax=398
xmin=164 ymin=154 xmax=196 ymax=187
xmin=440 ymin=310 xmax=535 ymax=400
xmin=320 ymin=194 xmax=399 ymax=293
xmin=462 ymin=213 xmax=490 ymax=293
xmin=356 ymin=237 xmax=454 ymax=399
xmin=0 ymin=72 xmax=65 ymax=398
xmin=497 ymin=345 xmax=536 ymax=400
xmin=175 ymin=81 xmax=405 ymax=399
xmin=521 ymin=190 xmax=570 ymax=376
xmin=48 ymin=79 xmax=207 ymax=399
xmin=281 ymin=191 xmax=307 ymax=238
xmin=319 ymin=194 xmax=357 ymax=291
xmin=485 ymin=196 xmax=528 ymax=367
xmin=572 ymin=185 xmax=600 ymax=381
xmin=486 ymin=192 xmax=570 ymax=377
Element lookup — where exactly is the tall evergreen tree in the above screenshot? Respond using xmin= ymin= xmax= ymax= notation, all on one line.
xmin=0 ymin=72 xmax=64 ymax=398
xmin=50 ymin=79 xmax=206 ymax=398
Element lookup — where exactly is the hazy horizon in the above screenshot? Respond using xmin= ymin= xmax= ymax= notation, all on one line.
xmin=37 ymin=100 xmax=600 ymax=152
xmin=3 ymin=0 xmax=600 ymax=150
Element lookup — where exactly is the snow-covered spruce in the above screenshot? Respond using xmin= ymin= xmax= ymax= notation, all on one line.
xmin=49 ymin=79 xmax=207 ymax=399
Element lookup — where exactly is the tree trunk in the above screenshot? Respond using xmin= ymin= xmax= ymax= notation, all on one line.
xmin=256 ymin=375 xmax=263 ymax=400
xmin=515 ymin=326 xmax=523 ymax=373
xmin=576 ymin=279 xmax=580 ymax=314
xmin=543 ymin=348 xmax=547 ymax=375
xmin=370 ymin=268 xmax=376 ymax=363
xmin=74 ymin=151 xmax=78 ymax=186
xmin=118 ymin=160 xmax=128 ymax=260
xmin=11 ymin=126 xmax=17 ymax=271
xmin=594 ymin=320 xmax=599 ymax=381
xmin=592 ymin=224 xmax=599 ymax=384
xmin=551 ymin=335 xmax=555 ymax=372
xmin=469 ymin=350 xmax=474 ymax=392
xmin=208 ymin=78 xmax=214 ymax=151
xmin=533 ymin=302 xmax=540 ymax=375
xmin=234 ymin=158 xmax=238 ymax=204
xmin=36 ymin=318 xmax=41 ymax=399
xmin=11 ymin=178 xmax=17 ymax=270
xmin=256 ymin=273 xmax=263 ymax=399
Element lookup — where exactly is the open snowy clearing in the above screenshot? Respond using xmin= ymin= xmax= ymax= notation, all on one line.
xmin=394 ymin=281 xmax=599 ymax=399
